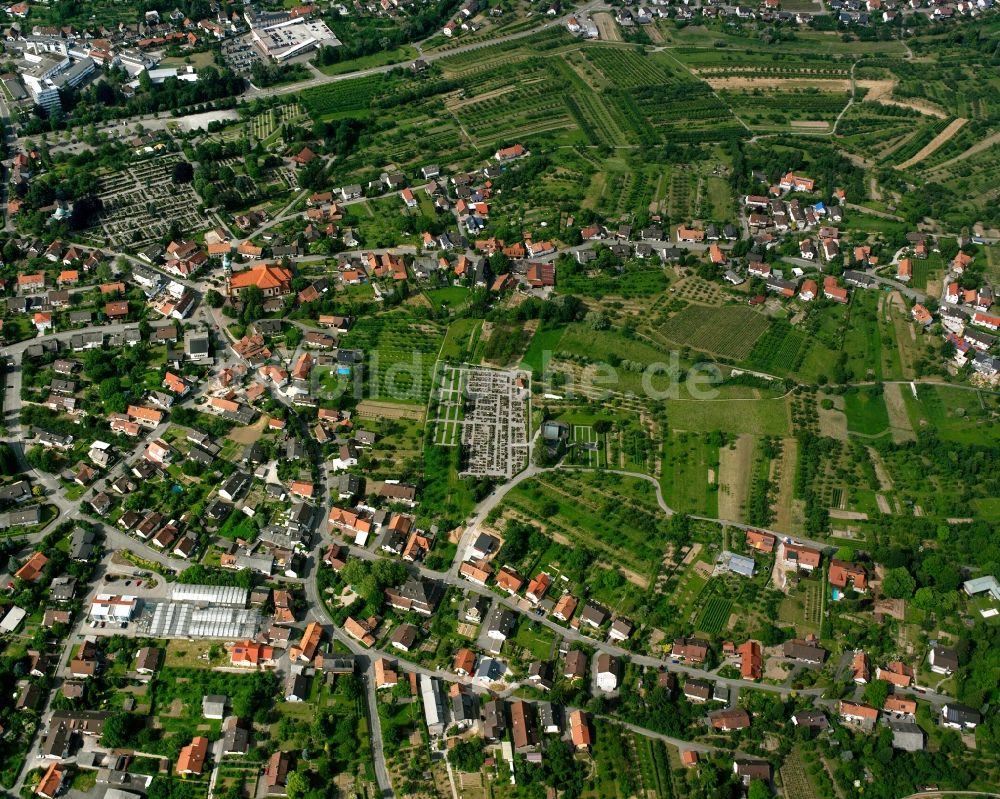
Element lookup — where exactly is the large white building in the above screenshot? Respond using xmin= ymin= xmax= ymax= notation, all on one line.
xmin=19 ymin=52 xmax=95 ymax=112
xmin=245 ymin=10 xmax=341 ymax=62
xmin=90 ymin=594 xmax=139 ymax=622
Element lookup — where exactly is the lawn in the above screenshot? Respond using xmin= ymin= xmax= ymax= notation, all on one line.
xmin=438 ymin=318 xmax=482 ymax=362
xmin=216 ymin=509 xmax=258 ymax=541
xmin=511 ymin=620 xmax=555 ymax=660
xmin=140 ymin=667 xmax=278 ymax=756
xmin=426 ymin=286 xmax=471 ymax=311
xmin=584 ymin=723 xmax=650 ymax=799
xmin=843 ymin=387 xmax=891 ymax=436
xmin=841 ymin=290 xmax=886 ymax=381
xmin=901 ymin=384 xmax=1000 ymax=446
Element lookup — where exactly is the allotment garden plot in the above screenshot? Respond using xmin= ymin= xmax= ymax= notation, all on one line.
xmin=431 ymin=364 xmax=530 ymax=479
xmin=88 ymin=153 xmax=212 ymax=249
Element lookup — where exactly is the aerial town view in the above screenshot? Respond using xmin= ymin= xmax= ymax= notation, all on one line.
xmin=0 ymin=0 xmax=998 ymax=798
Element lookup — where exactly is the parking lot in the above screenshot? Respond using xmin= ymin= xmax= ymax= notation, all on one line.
xmin=222 ymin=34 xmax=264 ymax=75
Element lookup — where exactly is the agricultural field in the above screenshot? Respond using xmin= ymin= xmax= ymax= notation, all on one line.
xmin=558 ymin=262 xmax=670 ymax=299
xmin=721 ymin=89 xmax=849 ymax=130
xmin=450 ymin=59 xmax=586 ymax=146
xmin=666 ymin=396 xmax=790 ymax=437
xmin=779 ymin=578 xmax=824 ymax=635
xmin=696 ymin=595 xmax=733 ymax=635
xmin=745 ymin=320 xmax=810 ymax=375
xmin=779 ymin=747 xmax=823 ymax=799
xmin=301 ymin=75 xmax=387 ymax=119
xmin=654 ymin=305 xmax=771 ymax=360
xmin=579 ymin=46 xmax=685 ymax=88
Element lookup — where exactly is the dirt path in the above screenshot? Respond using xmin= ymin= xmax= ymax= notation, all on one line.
xmin=593 ymin=12 xmax=621 ymax=41
xmin=771 ymin=437 xmax=799 ymax=534
xmin=883 ymin=382 xmax=916 ymax=443
xmin=356 ymin=400 xmax=426 ymax=420
xmin=869 ymin=177 xmax=882 ymax=201
xmin=704 ymin=77 xmax=851 ymax=92
xmin=680 ymin=542 xmax=702 ymax=566
xmin=897 ymin=118 xmax=967 ymax=170
xmin=717 ymin=435 xmax=754 ymax=523
xmin=829 ymin=509 xmax=868 ymax=520
xmin=866 ymin=446 xmax=894 ymax=492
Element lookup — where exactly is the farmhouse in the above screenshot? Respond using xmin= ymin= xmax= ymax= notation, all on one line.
xmin=672 ymin=637 xmax=709 ymax=663
xmin=783 ymin=542 xmax=822 ymax=571
xmin=676 ymin=226 xmax=705 ymax=243
xmin=840 ymin=701 xmax=879 ymax=731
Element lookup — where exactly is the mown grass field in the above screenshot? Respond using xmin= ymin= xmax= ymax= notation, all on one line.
xmin=661 ymin=431 xmax=717 ymax=516
xmin=666 ymin=397 xmax=790 ymax=436
xmin=843 ymin=387 xmax=891 ymax=436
